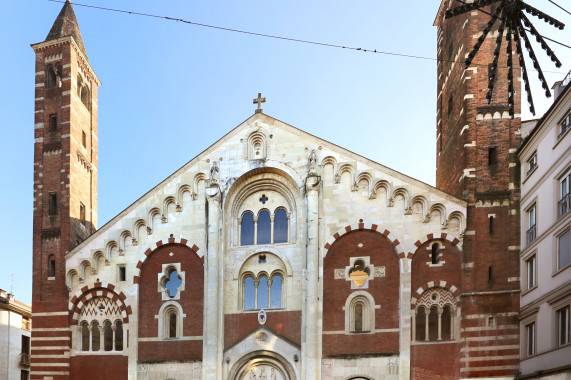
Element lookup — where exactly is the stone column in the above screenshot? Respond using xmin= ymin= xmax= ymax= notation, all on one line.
xmin=203 ymin=185 xmax=222 ymax=380
xmin=437 ymin=307 xmax=443 ymax=341
xmin=304 ymin=175 xmax=320 ymax=379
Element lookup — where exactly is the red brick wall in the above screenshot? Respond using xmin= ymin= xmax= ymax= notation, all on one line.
xmin=323 ymin=230 xmax=399 ymax=356
xmin=70 ymin=355 xmax=127 ymax=380
xmin=138 ymin=243 xmax=203 ymax=361
xmin=32 ymin=29 xmax=100 ymax=379
xmin=411 ymin=239 xmax=461 ymax=293
xmin=224 ymin=311 xmax=301 ymax=349
xmin=411 ymin=343 xmax=460 ymax=380
xmin=434 ymin=3 xmax=521 ymax=377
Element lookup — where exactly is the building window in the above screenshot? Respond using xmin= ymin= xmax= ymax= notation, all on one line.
xmin=559 ymin=172 xmax=570 ymax=218
xmin=488 ymin=147 xmax=498 ymax=166
xmin=240 ymin=208 xmax=289 ymax=246
xmin=527 ymin=154 xmax=537 ymax=176
xmin=115 ymin=321 xmax=124 ymax=350
xmin=46 ymin=65 xmax=57 ymax=89
xmin=526 ymin=255 xmax=536 ymax=290
xmin=48 ymin=255 xmax=56 ymax=278
xmin=20 ymin=370 xmax=29 ymax=380
xmin=559 ymin=109 xmax=570 ymax=139
xmin=257 ymin=210 xmax=271 ymax=244
xmin=447 ymin=96 xmax=453 ymax=116
xmin=22 ymin=316 xmax=31 ymax=331
xmin=80 ymin=202 xmax=86 ymax=226
xmin=48 ymin=192 xmax=57 ymax=216
xmin=413 ymin=288 xmax=456 ymax=342
xmin=557 ymin=229 xmax=571 ymax=271
xmin=526 ymin=322 xmax=536 ymax=356
xmin=527 ymin=204 xmax=536 ymax=245
xmin=274 ymin=209 xmax=288 ymax=243
xmin=49 ymin=114 xmax=57 ymax=132
xmin=158 ymin=302 xmax=183 ymax=339
xmin=489 ymin=216 xmax=494 ymax=234
xmin=558 ymin=306 xmax=570 ymax=346
xmin=344 ymin=291 xmax=376 ymax=334
xmin=118 ymin=266 xmax=126 ymax=282
xmin=431 ymin=243 xmax=439 ymax=265
xmin=243 ymin=272 xmax=283 ymax=310
xmin=82 ymin=131 xmax=87 ymax=148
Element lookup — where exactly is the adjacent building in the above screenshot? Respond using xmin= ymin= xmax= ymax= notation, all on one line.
xmin=518 ymin=72 xmax=571 ymax=379
xmin=0 ymin=289 xmax=32 ymax=380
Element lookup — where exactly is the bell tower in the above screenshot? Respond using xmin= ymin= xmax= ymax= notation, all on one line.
xmin=433 ymin=0 xmax=521 ymax=378
xmin=31 ymin=1 xmax=100 ymax=378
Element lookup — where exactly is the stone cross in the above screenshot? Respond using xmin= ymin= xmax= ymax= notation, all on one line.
xmin=253 ymin=93 xmax=266 ymax=114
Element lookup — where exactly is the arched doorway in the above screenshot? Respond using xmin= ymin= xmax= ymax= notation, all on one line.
xmin=228 ymin=351 xmax=296 ymax=380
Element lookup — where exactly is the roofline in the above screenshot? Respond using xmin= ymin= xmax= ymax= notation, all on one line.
xmin=518 ymin=80 xmax=571 ymax=155
xmin=31 ymin=36 xmax=101 ymax=86
xmin=66 ymin=112 xmax=466 ymax=257
xmin=434 ymin=0 xmax=448 ymax=26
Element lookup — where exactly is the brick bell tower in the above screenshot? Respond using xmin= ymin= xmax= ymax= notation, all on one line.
xmin=31 ymin=1 xmax=99 ymax=378
xmin=434 ymin=1 xmax=521 ymax=378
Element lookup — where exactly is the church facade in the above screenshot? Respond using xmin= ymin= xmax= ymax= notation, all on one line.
xmin=30 ymin=1 xmax=522 ymax=380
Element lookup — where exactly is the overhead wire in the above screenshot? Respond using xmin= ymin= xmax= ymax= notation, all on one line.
xmin=46 ymin=0 xmax=568 ymax=74
xmin=548 ymin=0 xmax=571 ymax=17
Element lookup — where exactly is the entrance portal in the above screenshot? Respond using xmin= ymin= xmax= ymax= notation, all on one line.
xmin=228 ymin=351 xmax=296 ymax=380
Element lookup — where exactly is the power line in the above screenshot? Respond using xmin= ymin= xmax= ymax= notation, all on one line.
xmin=548 ymin=0 xmax=571 ymax=17
xmin=47 ymin=0 xmax=568 ymax=74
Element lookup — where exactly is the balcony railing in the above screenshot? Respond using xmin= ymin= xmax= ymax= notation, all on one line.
xmin=559 ymin=193 xmax=570 ymax=218
xmin=527 ymin=225 xmax=536 ymax=245
xmin=19 ymin=353 xmax=30 ymax=366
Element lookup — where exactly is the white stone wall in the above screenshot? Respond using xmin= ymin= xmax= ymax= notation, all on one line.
xmin=65 ymin=113 xmax=466 ymax=379
xmin=0 ymin=308 xmax=30 ymax=380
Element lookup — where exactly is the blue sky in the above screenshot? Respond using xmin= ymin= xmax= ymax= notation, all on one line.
xmin=1 ymin=1 xmax=569 ymax=304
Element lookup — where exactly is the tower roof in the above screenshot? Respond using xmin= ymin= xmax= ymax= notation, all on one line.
xmin=45 ymin=0 xmax=88 ymax=59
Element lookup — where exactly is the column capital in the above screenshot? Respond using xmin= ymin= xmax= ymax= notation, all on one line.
xmin=305 ymin=175 xmax=321 ymax=193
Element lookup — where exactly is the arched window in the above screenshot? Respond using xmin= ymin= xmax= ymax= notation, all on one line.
xmin=258 ymin=275 xmax=269 ymax=309
xmin=115 ymin=321 xmax=123 ymax=351
xmin=241 ymin=212 xmax=255 ymax=246
xmin=46 ymin=66 xmax=57 ymax=88
xmin=244 ymin=276 xmax=255 ymax=309
xmin=273 ymin=209 xmax=288 ymax=243
xmin=442 ymin=305 xmax=452 ymax=340
xmin=429 ymin=306 xmax=439 ymax=340
xmin=81 ymin=85 xmax=89 ymax=108
xmin=48 ymin=255 xmax=56 ymax=278
xmin=431 ymin=243 xmax=439 ymax=264
xmin=104 ymin=320 xmax=113 ymax=351
xmin=345 ymin=292 xmax=376 ymax=333
xmin=169 ymin=311 xmax=177 ymax=338
xmin=416 ymin=307 xmax=426 ymax=341
xmin=77 ymin=297 xmax=125 ymax=353
xmin=257 ymin=210 xmax=271 ymax=244
xmin=81 ymin=321 xmax=90 ymax=351
xmin=354 ymin=302 xmax=364 ymax=332
xmin=413 ymin=288 xmax=456 ymax=342
xmin=91 ymin=321 xmax=100 ymax=351
xmin=270 ymin=274 xmax=282 ymax=308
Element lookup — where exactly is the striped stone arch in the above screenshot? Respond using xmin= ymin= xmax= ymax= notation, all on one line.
xmin=410 ymin=280 xmax=461 ymax=309
xmin=323 ymin=222 xmax=411 ymax=259
xmin=132 ymin=237 xmax=200 ymax=284
xmin=414 ymin=232 xmax=462 ymax=252
xmin=69 ymin=282 xmax=132 ymax=325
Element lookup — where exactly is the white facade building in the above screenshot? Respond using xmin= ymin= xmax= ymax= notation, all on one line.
xmin=0 ymin=289 xmax=32 ymax=380
xmin=518 ymin=72 xmax=571 ymax=379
